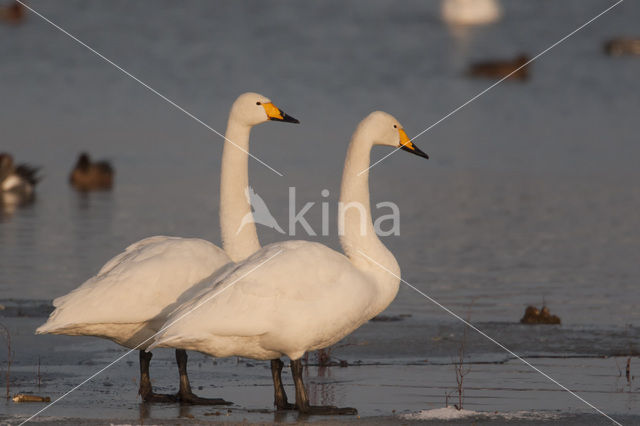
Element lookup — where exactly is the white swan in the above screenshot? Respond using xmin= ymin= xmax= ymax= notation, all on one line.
xmin=149 ymin=111 xmax=428 ymax=414
xmin=441 ymin=0 xmax=502 ymax=26
xmin=36 ymin=92 xmax=299 ymax=404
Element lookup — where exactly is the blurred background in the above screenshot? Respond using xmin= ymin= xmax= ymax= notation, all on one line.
xmin=1 ymin=0 xmax=639 ymax=328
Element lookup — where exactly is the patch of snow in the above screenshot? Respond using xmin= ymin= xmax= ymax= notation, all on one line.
xmin=496 ymin=411 xmax=562 ymax=421
xmin=403 ymin=407 xmax=479 ymax=420
xmin=402 ymin=407 xmax=563 ymax=421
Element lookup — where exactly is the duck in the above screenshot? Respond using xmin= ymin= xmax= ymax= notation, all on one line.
xmin=0 ymin=1 xmax=25 ymax=25
xmin=0 ymin=152 xmax=40 ymax=195
xmin=441 ymin=0 xmax=502 ymax=26
xmin=520 ymin=306 xmax=540 ymax=324
xmin=37 ymin=93 xmax=299 ymax=405
xmin=538 ymin=306 xmax=561 ymax=324
xmin=149 ymin=111 xmax=429 ymax=414
xmin=69 ymin=153 xmax=114 ymax=191
xmin=604 ymin=38 xmax=640 ymax=56
xmin=520 ymin=305 xmax=561 ymax=324
xmin=468 ymin=54 xmax=530 ymax=81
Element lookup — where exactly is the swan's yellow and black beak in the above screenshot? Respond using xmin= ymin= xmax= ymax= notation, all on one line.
xmin=398 ymin=128 xmax=428 ymax=159
xmin=263 ymin=102 xmax=300 ymax=123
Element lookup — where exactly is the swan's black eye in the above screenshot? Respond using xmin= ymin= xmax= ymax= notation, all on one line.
xmin=393 ymin=124 xmax=397 ymax=128
xmin=256 ymin=101 xmax=262 ymax=105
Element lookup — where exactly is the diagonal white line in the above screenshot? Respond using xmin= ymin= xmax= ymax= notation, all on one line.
xmin=357 ymin=249 xmax=622 ymax=426
xmin=15 ymin=0 xmax=284 ymax=177
xmin=19 ymin=250 xmax=283 ymax=425
xmin=359 ymin=0 xmax=624 ymax=176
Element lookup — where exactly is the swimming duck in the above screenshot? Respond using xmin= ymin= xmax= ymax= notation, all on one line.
xmin=0 ymin=1 xmax=25 ymax=25
xmin=468 ymin=54 xmax=530 ymax=81
xmin=69 ymin=153 xmax=114 ymax=191
xmin=604 ymin=38 xmax=640 ymax=56
xmin=0 ymin=153 xmax=40 ymax=195
xmin=520 ymin=305 xmax=561 ymax=324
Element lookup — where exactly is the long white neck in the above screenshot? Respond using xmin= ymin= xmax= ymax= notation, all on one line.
xmin=219 ymin=116 xmax=261 ymax=262
xmin=339 ymin=125 xmax=400 ymax=310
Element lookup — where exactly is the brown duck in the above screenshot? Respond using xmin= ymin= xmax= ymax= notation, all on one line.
xmin=604 ymin=38 xmax=640 ymax=56
xmin=69 ymin=153 xmax=114 ymax=191
xmin=468 ymin=54 xmax=530 ymax=81
xmin=520 ymin=305 xmax=561 ymax=325
xmin=0 ymin=1 xmax=25 ymax=25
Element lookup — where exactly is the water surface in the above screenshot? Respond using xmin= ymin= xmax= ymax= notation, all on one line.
xmin=1 ymin=0 xmax=639 ymax=422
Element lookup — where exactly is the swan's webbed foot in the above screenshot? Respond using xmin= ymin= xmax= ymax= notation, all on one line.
xmin=141 ymin=391 xmax=178 ymax=403
xmin=138 ymin=350 xmax=177 ymax=403
xmin=290 ymin=358 xmax=358 ymax=416
xmin=276 ymin=401 xmax=297 ymax=411
xmin=175 ymin=349 xmax=233 ymax=406
xmin=177 ymin=391 xmax=232 ymax=406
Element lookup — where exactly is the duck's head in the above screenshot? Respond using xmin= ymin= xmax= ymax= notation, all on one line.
xmin=516 ymin=54 xmax=530 ymax=66
xmin=0 ymin=153 xmax=13 ymax=168
xmin=0 ymin=153 xmax=14 ymax=181
xmin=76 ymin=153 xmax=91 ymax=170
xmin=361 ymin=111 xmax=429 ymax=159
xmin=231 ymin=92 xmax=299 ymax=127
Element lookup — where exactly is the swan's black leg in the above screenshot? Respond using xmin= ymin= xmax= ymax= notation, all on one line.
xmin=175 ymin=349 xmax=232 ymax=405
xmin=138 ymin=350 xmax=176 ymax=403
xmin=290 ymin=358 xmax=357 ymax=415
xmin=272 ymin=358 xmax=295 ymax=410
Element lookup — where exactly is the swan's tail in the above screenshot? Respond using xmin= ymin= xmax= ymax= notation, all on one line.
xmin=35 ymin=309 xmax=75 ymax=335
xmin=35 ymin=320 xmax=62 ymax=335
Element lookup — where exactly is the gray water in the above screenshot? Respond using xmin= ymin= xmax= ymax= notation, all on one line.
xmin=1 ymin=0 xmax=639 ymax=423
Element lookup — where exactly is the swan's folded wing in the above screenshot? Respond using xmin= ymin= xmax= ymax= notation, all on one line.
xmin=38 ymin=237 xmax=230 ymax=334
xmin=94 ymin=236 xmax=173 ymax=278
xmin=236 ymin=241 xmax=356 ymax=300
xmin=153 ymin=241 xmax=370 ymax=345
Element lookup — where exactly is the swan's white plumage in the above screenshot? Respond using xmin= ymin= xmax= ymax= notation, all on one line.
xmin=150 ymin=111 xmax=414 ymax=362
xmin=36 ymin=237 xmax=230 ymax=347
xmin=36 ymin=92 xmax=289 ymax=349
xmin=150 ymin=240 xmax=377 ymax=360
